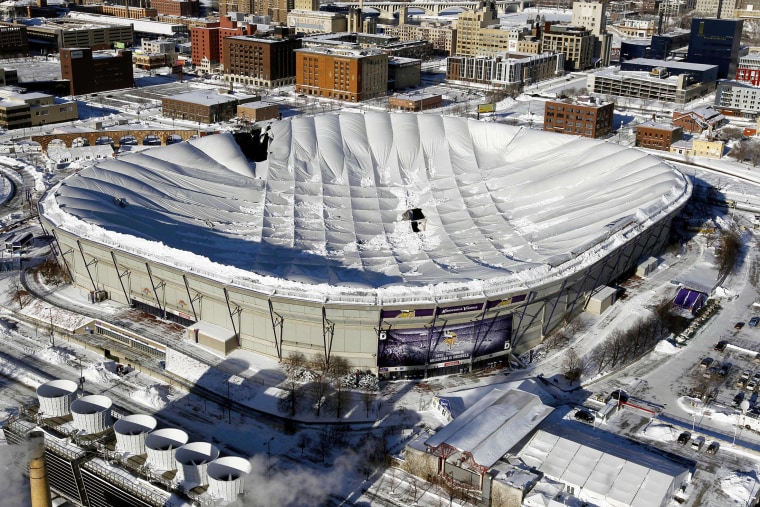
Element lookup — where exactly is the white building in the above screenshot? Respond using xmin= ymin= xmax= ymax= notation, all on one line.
xmin=715 ymin=80 xmax=760 ymax=115
xmin=518 ymin=429 xmax=691 ymax=507
xmin=447 ymin=51 xmax=564 ymax=86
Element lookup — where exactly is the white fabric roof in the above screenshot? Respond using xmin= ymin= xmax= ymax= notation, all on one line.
xmin=42 ymin=113 xmax=691 ymax=305
xmin=519 ymin=430 xmax=687 ymax=507
xmin=424 ymin=388 xmax=553 ymax=469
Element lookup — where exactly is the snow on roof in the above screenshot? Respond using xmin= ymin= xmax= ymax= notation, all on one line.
xmin=168 ymin=89 xmax=255 ymax=106
xmin=519 ymin=429 xmax=689 ymax=506
xmin=41 ymin=113 xmax=690 ymax=305
xmin=424 ymin=388 xmax=553 ymax=469
xmin=625 ymin=58 xmax=718 ymax=71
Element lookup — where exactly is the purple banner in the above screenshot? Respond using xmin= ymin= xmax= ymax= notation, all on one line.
xmin=485 ymin=293 xmax=528 ymax=309
xmin=381 ymin=308 xmax=435 ymax=319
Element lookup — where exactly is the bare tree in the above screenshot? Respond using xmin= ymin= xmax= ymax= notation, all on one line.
xmin=278 ymin=351 xmax=307 ymax=417
xmin=562 ymin=348 xmax=586 ymax=381
xmin=296 ymin=432 xmax=311 ymax=457
xmin=328 ymin=356 xmax=352 ymax=418
xmin=716 ymin=228 xmax=742 ymax=278
xmin=361 ymin=388 xmax=376 ymax=417
xmin=11 ymin=279 xmax=30 ymax=309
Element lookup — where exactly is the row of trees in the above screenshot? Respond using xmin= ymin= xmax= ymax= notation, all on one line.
xmin=562 ymin=299 xmax=676 ymax=381
xmin=279 ymin=352 xmax=376 ymax=418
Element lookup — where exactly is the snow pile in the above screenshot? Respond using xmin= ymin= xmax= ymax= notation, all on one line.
xmin=41 ymin=113 xmax=691 ymax=305
xmin=129 ymin=385 xmax=171 ymax=410
xmin=653 ymin=340 xmax=679 ymax=355
xmin=83 ymin=362 xmax=119 ymax=383
xmin=37 ymin=347 xmax=76 ymax=365
xmin=713 ymin=286 xmax=734 ymax=298
xmin=640 ymin=422 xmax=679 ymax=442
xmin=339 ymin=372 xmax=379 ymax=391
xmin=719 ymin=470 xmax=760 ymax=505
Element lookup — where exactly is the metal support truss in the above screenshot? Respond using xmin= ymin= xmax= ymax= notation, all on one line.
xmin=109 ymin=251 xmax=131 ymax=305
xmin=511 ymin=292 xmax=538 ymax=350
xmin=268 ymin=299 xmax=284 ymax=361
xmin=223 ymin=288 xmax=242 ymax=345
xmin=182 ymin=274 xmax=202 ymax=322
xmin=75 ymin=240 xmax=98 ymax=291
xmin=145 ymin=264 xmax=166 ymax=318
xmin=322 ymin=306 xmax=335 ymax=367
xmin=51 ymin=230 xmax=75 ymax=284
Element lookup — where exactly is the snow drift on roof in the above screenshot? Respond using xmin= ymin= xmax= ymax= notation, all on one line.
xmin=42 ymin=113 xmax=690 ymax=305
xmin=424 ymin=388 xmax=553 ymax=469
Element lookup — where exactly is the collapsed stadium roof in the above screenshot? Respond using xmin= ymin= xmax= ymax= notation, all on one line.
xmin=42 ymin=112 xmax=691 ymax=305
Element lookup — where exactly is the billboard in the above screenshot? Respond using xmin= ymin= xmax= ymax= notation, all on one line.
xmin=377 ymin=314 xmax=512 ymax=368
xmin=478 ymin=103 xmax=496 ymax=113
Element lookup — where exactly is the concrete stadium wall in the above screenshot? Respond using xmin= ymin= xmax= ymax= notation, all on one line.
xmin=40 ymin=202 xmax=683 ymax=375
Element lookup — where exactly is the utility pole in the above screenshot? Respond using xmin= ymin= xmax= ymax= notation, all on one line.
xmin=48 ymin=308 xmax=54 ymax=347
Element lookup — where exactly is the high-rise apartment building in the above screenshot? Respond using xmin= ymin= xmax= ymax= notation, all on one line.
xmin=295 ymin=47 xmax=388 ymax=101
xmin=60 ymin=47 xmax=134 ymax=95
xmin=454 ymin=3 xmax=512 ymax=57
xmin=571 ymin=0 xmax=606 ymax=36
xmin=223 ymin=35 xmax=301 ymax=88
xmin=686 ymin=18 xmax=743 ymax=79
xmin=541 ymin=24 xmax=595 ymax=70
xmin=219 ymin=0 xmax=292 ymax=22
xmin=190 ymin=15 xmax=256 ymax=72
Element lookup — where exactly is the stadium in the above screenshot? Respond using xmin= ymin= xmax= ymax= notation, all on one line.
xmin=39 ymin=112 xmax=691 ymax=377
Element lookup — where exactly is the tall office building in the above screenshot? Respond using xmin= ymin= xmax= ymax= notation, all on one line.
xmin=571 ymin=0 xmax=606 ymax=36
xmin=686 ymin=18 xmax=743 ymax=79
xmin=694 ymin=0 xmax=737 ymax=19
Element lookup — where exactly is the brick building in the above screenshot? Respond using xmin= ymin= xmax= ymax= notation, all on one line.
xmin=218 ymin=0 xmax=292 ymax=22
xmin=190 ymin=15 xmax=255 ymax=72
xmin=162 ymin=89 xmax=258 ymax=123
xmin=543 ymin=98 xmax=614 ymax=138
xmin=388 ymin=93 xmax=441 ymax=111
xmin=0 ymin=23 xmax=28 ymax=58
xmin=237 ymin=101 xmax=279 ymax=122
xmin=672 ymin=106 xmax=725 ymax=133
xmin=60 ymin=48 xmax=134 ymax=96
xmin=150 ymin=0 xmax=200 ymax=17
xmin=379 ymin=22 xmax=456 ymax=55
xmin=635 ymin=121 xmax=683 ymax=150
xmin=388 ymin=56 xmax=421 ymax=90
xmin=295 ymin=47 xmax=387 ymax=102
xmin=223 ymin=36 xmax=301 ymax=88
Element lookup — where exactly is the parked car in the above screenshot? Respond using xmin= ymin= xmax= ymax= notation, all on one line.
xmin=750 ymin=317 xmax=760 ymax=327
xmin=736 ymin=322 xmax=746 ymax=330
xmin=700 ymin=357 xmax=715 ymax=369
xmin=691 ymin=436 xmax=705 ymax=451
xmin=734 ymin=392 xmax=746 ymax=406
xmin=714 ymin=340 xmax=729 ymax=352
xmin=707 ymin=441 xmax=720 ymax=454
xmin=746 ymin=380 xmax=757 ymax=392
xmin=719 ymin=363 xmax=733 ymax=377
xmin=677 ymin=431 xmax=691 ymax=445
xmin=742 ymin=369 xmax=753 ymax=381
xmin=574 ymin=410 xmax=594 ymax=423
xmin=609 ymin=390 xmax=629 ymax=403
xmin=706 ymin=365 xmax=720 ymax=378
